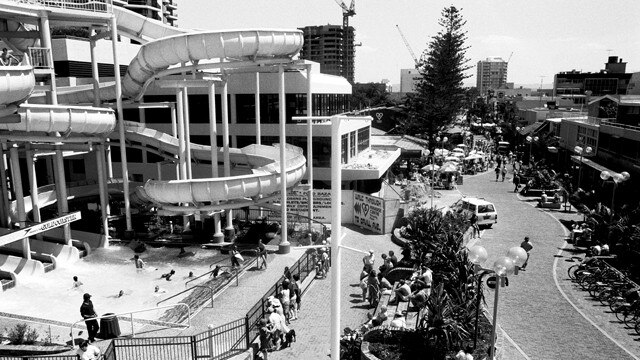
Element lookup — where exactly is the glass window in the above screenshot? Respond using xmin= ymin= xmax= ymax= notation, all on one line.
xmin=357 ymin=127 xmax=370 ymax=152
xmin=341 ymin=134 xmax=348 ymax=164
xmin=349 ymin=131 xmax=356 ymax=158
xmin=236 ymin=94 xmax=256 ymax=124
xmin=312 ymin=137 xmax=331 ymax=167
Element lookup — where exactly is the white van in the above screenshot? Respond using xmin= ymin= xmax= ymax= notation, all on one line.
xmin=451 ymin=197 xmax=498 ymax=228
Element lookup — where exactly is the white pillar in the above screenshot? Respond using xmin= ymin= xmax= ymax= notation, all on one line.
xmin=170 ymin=104 xmax=179 ymax=180
xmin=96 ymin=145 xmax=109 ymax=247
xmin=255 ymin=72 xmax=261 ymax=145
xmin=209 ymin=82 xmax=223 ymax=243
xmin=183 ymin=87 xmax=193 ymax=179
xmin=176 ymin=89 xmax=187 ymax=181
xmin=9 ymin=145 xmax=30 ymax=259
xmin=111 ymin=16 xmax=132 ymax=235
xmin=156 ymin=162 xmax=162 ymax=181
xmin=278 ymin=66 xmax=289 ymax=254
xmin=330 ymin=115 xmax=342 ymax=359
xmin=306 ymin=65 xmax=314 ymax=232
xmin=89 ymin=26 xmax=101 ymax=107
xmin=0 ymin=146 xmax=9 ymax=227
xmin=139 ymin=99 xmax=147 ymax=163
xmin=221 ymin=78 xmax=234 ymax=237
xmin=26 ymin=149 xmax=41 ymax=240
xmin=39 ymin=15 xmax=57 ymax=103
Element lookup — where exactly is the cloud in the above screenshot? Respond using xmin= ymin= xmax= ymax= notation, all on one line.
xmin=479 ymin=35 xmax=520 ymax=45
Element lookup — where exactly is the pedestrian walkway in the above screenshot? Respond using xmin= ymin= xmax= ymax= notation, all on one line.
xmin=463 ymin=168 xmax=639 ymax=360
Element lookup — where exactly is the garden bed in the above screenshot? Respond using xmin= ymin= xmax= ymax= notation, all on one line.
xmin=520 ymin=188 xmax=561 ymax=197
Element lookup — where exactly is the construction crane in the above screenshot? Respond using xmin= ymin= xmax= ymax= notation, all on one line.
xmin=396 ymin=24 xmax=418 ymax=65
xmin=334 ymin=0 xmax=356 ymax=28
xmin=507 ymin=51 xmax=513 ymax=64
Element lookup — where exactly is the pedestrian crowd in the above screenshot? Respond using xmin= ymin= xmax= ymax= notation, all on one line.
xmin=257 ymin=266 xmax=302 ymax=356
xmin=358 ymin=249 xmax=400 ymax=308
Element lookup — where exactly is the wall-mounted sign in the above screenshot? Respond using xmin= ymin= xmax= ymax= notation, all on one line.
xmin=353 ymin=192 xmax=384 ymax=234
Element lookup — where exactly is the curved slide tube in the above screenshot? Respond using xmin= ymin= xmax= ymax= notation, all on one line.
xmin=55 ymin=6 xmax=302 ymax=104
xmin=0 ymin=65 xmax=35 ymax=110
xmin=0 ymin=253 xmax=45 ymax=277
xmin=118 ymin=123 xmax=307 ymax=207
xmin=0 ymin=103 xmax=116 ymax=134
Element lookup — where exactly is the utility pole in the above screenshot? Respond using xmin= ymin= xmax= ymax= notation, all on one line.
xmin=539 ymin=75 xmax=546 ymax=107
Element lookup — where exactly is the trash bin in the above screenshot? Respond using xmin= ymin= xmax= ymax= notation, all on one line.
xmin=99 ymin=313 xmax=121 ymax=339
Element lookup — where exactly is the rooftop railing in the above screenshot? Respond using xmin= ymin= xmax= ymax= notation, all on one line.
xmin=11 ymin=0 xmax=112 ymax=13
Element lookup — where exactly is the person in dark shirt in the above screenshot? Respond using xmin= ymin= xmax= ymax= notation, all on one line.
xmin=388 ymin=251 xmax=398 ymax=268
xmin=79 ymin=293 xmax=99 ymax=342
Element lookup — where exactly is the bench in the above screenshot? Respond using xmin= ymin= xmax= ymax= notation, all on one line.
xmin=537 ymin=199 xmax=561 ymax=209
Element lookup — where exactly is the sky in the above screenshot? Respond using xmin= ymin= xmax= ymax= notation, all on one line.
xmin=180 ymin=0 xmax=640 ymax=89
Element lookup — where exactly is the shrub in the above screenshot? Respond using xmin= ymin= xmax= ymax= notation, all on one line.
xmin=6 ymin=323 xmax=39 ymax=345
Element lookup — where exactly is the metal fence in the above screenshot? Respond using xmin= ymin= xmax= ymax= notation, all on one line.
xmin=27 ymin=47 xmax=51 ymax=69
xmin=244 ymin=247 xmax=329 ymax=341
xmin=0 ymin=356 xmax=80 ymax=360
xmin=12 ymin=0 xmax=112 ymax=13
xmin=104 ymin=318 xmax=247 ymax=360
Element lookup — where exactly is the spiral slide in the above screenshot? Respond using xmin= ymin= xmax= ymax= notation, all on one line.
xmin=113 ymin=122 xmax=307 ymax=210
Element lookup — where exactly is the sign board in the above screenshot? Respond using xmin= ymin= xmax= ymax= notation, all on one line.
xmin=486 ymin=275 xmax=497 ymax=289
xmin=353 ymin=191 xmax=384 ymax=234
xmin=285 ymin=188 xmax=333 ymax=223
xmin=0 ymin=212 xmax=82 ymax=247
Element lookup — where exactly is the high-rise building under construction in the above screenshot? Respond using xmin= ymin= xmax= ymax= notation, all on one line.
xmin=299 ymin=25 xmax=355 ymax=84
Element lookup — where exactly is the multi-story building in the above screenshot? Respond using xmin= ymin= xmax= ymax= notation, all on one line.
xmin=476 ymin=57 xmax=508 ymax=95
xmin=114 ymin=0 xmax=178 ymax=26
xmin=299 ymin=25 xmax=355 ymax=84
xmin=399 ymin=68 xmax=420 ymax=93
xmin=553 ymin=56 xmax=633 ymax=100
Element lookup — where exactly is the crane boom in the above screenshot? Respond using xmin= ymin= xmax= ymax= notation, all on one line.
xmin=507 ymin=51 xmax=513 ymax=63
xmin=396 ymin=25 xmax=418 ymax=65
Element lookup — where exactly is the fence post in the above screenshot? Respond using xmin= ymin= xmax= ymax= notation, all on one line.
xmin=130 ymin=313 xmax=135 ymax=337
xmin=191 ymin=335 xmax=198 ymax=359
xmin=208 ymin=324 xmax=215 ymax=360
xmin=245 ymin=316 xmax=251 ymax=349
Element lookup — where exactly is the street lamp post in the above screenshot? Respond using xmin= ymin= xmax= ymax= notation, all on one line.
xmin=468 ymin=245 xmax=527 ymax=358
xmin=574 ymin=145 xmax=592 ymax=190
xmin=600 ymin=170 xmax=630 ymax=211
xmin=526 ymin=135 xmax=538 ymax=166
xmin=431 ymin=136 xmax=447 ymax=209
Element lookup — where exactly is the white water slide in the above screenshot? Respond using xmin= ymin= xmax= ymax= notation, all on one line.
xmin=116 ymin=123 xmax=306 ymax=210
xmin=4 ymin=4 xmax=307 ymax=210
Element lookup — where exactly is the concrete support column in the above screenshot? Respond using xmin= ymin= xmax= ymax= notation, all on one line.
xmin=39 ymin=15 xmax=57 ymax=103
xmin=111 ymin=16 xmax=132 ymax=236
xmin=9 ymin=145 xmax=30 ymax=259
xmin=176 ymin=88 xmax=189 ymax=228
xmin=176 ymin=89 xmax=187 ymax=180
xmin=221 ymin=78 xmax=234 ymax=238
xmin=53 ymin=147 xmax=71 ymax=244
xmin=230 ymin=93 xmax=237 ymax=148
xmin=278 ymin=66 xmax=289 ymax=254
xmin=170 ymin=104 xmax=179 ymax=180
xmin=89 ymin=26 xmax=101 ymax=107
xmin=306 ymin=65 xmax=314 ymax=232
xmin=209 ymin=82 xmax=223 ymax=243
xmin=139 ymin=99 xmax=147 ymax=164
xmin=0 ymin=146 xmax=9 ymax=227
xmin=96 ymin=145 xmax=109 ymax=247
xmin=26 ymin=148 xmax=41 ymax=240
xmin=330 ymin=115 xmax=343 ymax=360
xmin=255 ymin=72 xmax=261 ymax=145
xmin=182 ymin=88 xmax=193 ymax=179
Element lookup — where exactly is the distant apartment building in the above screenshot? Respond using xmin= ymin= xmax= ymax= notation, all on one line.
xmin=114 ymin=0 xmax=178 ymax=26
xmin=299 ymin=25 xmax=355 ymax=84
xmin=476 ymin=57 xmax=508 ymax=95
xmin=400 ymin=68 xmax=421 ymax=93
xmin=553 ymin=56 xmax=633 ymax=100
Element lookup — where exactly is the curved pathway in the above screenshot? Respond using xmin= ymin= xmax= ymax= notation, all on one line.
xmin=462 ymin=168 xmax=638 ymax=360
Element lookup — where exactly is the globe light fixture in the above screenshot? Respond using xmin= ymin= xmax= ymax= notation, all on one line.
xmin=600 ymin=170 xmax=630 ymax=210
xmin=469 ymin=245 xmax=488 ymax=265
xmin=506 ymin=246 xmax=528 ymax=268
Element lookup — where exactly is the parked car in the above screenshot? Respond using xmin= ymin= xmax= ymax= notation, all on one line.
xmin=451 ymin=197 xmax=497 ymax=228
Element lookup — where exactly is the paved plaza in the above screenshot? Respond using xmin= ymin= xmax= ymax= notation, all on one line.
xmin=3 ymin=168 xmax=640 ymax=359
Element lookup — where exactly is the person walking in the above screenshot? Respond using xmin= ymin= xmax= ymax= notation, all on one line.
xmin=79 ymin=293 xmax=99 ymax=343
xmin=230 ymin=245 xmax=243 ymax=270
xmin=257 ymin=239 xmax=268 ymax=270
xmin=133 ymin=254 xmax=145 ymax=272
xmin=362 ymin=250 xmax=375 ymax=273
xmin=494 ymin=166 xmax=500 ymax=182
xmin=501 ymin=166 xmax=507 ymax=182
xmin=470 ymin=213 xmax=480 ymax=239
xmin=513 ymin=172 xmax=521 ymax=193
xmin=520 ymin=236 xmax=533 ymax=270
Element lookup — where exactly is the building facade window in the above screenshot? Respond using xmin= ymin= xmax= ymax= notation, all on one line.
xmin=349 ymin=131 xmax=356 ymax=158
xmin=357 ymin=127 xmax=370 ymax=152
xmin=341 ymin=133 xmax=348 ymax=164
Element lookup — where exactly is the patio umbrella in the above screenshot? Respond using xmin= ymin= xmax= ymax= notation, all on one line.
xmin=434 ymin=148 xmax=450 ymax=157
xmin=444 ymin=156 xmax=460 ymax=162
xmin=452 ymin=148 xmax=465 ymax=153
xmin=440 ymin=162 xmax=459 ymax=172
xmin=453 ymin=152 xmax=465 ymax=158
xmin=421 ymin=164 xmax=440 ymax=171
xmin=465 ymin=154 xmax=483 ymax=161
